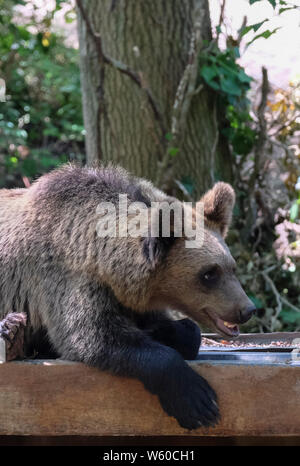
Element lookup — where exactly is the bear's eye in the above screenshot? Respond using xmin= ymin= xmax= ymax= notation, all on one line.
xmin=200 ymin=266 xmax=220 ymax=287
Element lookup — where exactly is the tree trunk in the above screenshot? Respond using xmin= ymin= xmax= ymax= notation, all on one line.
xmin=76 ymin=0 xmax=232 ymax=199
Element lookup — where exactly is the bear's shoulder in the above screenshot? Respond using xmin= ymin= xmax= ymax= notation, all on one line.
xmin=29 ymin=164 xmax=161 ymax=206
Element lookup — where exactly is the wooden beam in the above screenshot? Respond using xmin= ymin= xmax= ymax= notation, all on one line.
xmin=0 ymin=359 xmax=299 ymax=437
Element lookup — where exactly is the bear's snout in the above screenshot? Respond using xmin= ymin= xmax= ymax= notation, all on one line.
xmin=239 ymin=304 xmax=256 ymax=324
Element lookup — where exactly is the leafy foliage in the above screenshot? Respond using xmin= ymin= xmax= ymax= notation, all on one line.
xmin=0 ymin=0 xmax=84 ymax=187
xmin=197 ymin=2 xmax=300 ymax=333
xmin=267 ymin=84 xmax=300 ymax=222
xmin=199 ymin=44 xmax=256 ymax=157
xmin=242 ymin=0 xmax=300 ymax=47
xmin=231 ymin=80 xmax=300 ymax=333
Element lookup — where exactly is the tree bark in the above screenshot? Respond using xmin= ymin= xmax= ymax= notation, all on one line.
xmin=77 ymin=0 xmax=232 ymax=199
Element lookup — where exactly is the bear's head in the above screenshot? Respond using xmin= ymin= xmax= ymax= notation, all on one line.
xmin=143 ymin=182 xmax=255 ymax=338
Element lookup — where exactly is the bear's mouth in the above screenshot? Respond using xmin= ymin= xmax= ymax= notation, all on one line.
xmin=204 ymin=310 xmax=240 ymax=338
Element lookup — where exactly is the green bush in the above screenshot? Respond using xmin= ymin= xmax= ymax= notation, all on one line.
xmin=0 ymin=0 xmax=84 ymax=187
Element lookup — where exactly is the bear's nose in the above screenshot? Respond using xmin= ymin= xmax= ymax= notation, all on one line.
xmin=239 ymin=305 xmax=256 ymax=324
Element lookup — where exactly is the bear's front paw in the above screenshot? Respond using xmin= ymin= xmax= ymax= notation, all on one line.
xmin=172 ymin=318 xmax=201 ymax=360
xmin=158 ymin=365 xmax=220 ymax=430
xmin=147 ymin=318 xmax=201 ymax=360
xmin=0 ymin=312 xmax=27 ymax=361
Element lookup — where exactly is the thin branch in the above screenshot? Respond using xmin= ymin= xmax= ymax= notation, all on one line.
xmin=237 ymin=16 xmax=247 ymax=46
xmin=260 ymin=267 xmax=300 ymax=333
xmin=242 ymin=67 xmax=269 ymax=243
xmin=269 ymin=113 xmax=300 ymax=137
xmin=281 ymin=296 xmax=300 ymax=314
xmin=174 ymin=179 xmax=193 ymax=200
xmin=216 ymin=0 xmax=226 ymax=44
xmin=254 ymin=66 xmax=269 ymax=181
xmin=218 ymin=0 xmax=226 ymax=27
xmin=260 ymin=269 xmax=282 ymax=319
xmin=76 ymin=0 xmax=104 ymax=61
xmin=210 ymin=100 xmax=219 ymax=185
xmin=76 ymin=0 xmax=106 ymax=160
xmin=76 ymin=0 xmax=165 ymax=139
xmin=247 ymin=67 xmax=269 ymax=190
xmin=192 ymin=83 xmax=204 ymax=96
xmin=252 ymin=223 xmax=262 ymax=252
xmin=155 ymin=4 xmax=205 ymax=188
xmin=105 ymin=56 xmax=166 ymax=133
xmin=267 ymin=136 xmax=294 ymax=160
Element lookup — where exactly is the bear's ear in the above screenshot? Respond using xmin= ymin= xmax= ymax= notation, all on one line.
xmin=198 ymin=182 xmax=235 ymax=238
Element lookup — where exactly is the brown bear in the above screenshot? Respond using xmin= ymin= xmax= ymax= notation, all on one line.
xmin=0 ymin=165 xmax=255 ymax=430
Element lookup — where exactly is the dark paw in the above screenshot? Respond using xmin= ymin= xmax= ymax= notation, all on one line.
xmin=0 ymin=313 xmax=27 ymax=361
xmin=158 ymin=364 xmax=219 ymax=430
xmin=148 ymin=318 xmax=201 ymax=360
xmin=172 ymin=319 xmax=201 ymax=360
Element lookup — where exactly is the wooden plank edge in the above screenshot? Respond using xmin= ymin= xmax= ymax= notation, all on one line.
xmin=0 ymin=359 xmax=299 ymax=437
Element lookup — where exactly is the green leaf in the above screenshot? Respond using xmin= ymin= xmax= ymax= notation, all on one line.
xmin=22 ymin=158 xmax=37 ymax=177
xmin=180 ymin=176 xmax=195 ymax=195
xmin=207 ymin=80 xmax=221 ymax=91
xmin=247 ymin=28 xmax=281 ymax=46
xmin=64 ymin=9 xmax=76 ymax=24
xmin=267 ymin=0 xmax=276 ymax=8
xmin=290 ymin=202 xmax=299 ymax=222
xmin=279 ymin=7 xmax=295 ymax=13
xmin=9 ymin=156 xmax=18 ymax=165
xmin=220 ymin=77 xmax=242 ymax=96
xmin=248 ymin=295 xmax=264 ymax=310
xmin=233 ymin=47 xmax=240 ymax=58
xmin=249 ymin=0 xmax=261 ymax=4
xmin=253 ymin=20 xmax=269 ymax=32
xmin=200 ymin=65 xmax=218 ymax=83
xmin=16 ymin=25 xmax=31 ymax=40
xmin=231 ymin=127 xmax=256 ymax=155
xmin=238 ymin=69 xmax=252 ymax=83
xmin=279 ymin=309 xmax=300 ymax=324
xmin=240 ymin=20 xmax=268 ymax=37
xmin=260 ymin=28 xmax=280 ymax=39
xmin=168 ymin=147 xmax=179 ymax=157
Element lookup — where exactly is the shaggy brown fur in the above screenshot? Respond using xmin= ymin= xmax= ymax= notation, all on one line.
xmin=0 ymin=165 xmax=255 ymax=430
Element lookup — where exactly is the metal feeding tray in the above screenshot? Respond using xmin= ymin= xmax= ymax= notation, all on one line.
xmin=196 ymin=332 xmax=300 ymax=366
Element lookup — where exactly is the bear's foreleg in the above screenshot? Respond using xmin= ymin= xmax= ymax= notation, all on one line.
xmin=137 ymin=313 xmax=201 ymax=360
xmin=46 ymin=290 xmax=219 ymax=430
xmin=97 ymin=327 xmax=218 ymax=430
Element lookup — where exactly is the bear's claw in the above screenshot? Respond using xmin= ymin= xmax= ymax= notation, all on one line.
xmin=158 ymin=365 xmax=220 ymax=430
